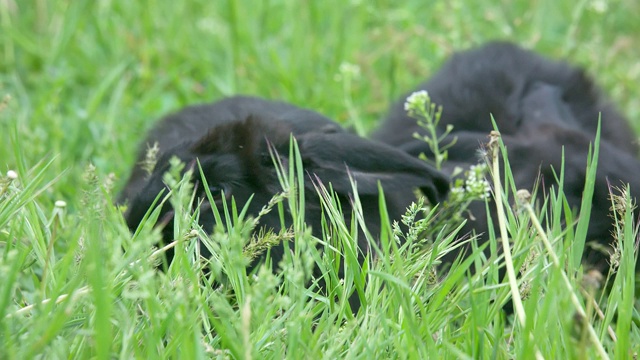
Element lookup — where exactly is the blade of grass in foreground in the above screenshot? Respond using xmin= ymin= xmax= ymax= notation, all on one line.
xmin=570 ymin=120 xmax=601 ymax=271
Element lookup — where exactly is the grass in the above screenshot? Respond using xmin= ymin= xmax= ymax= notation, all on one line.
xmin=1 ymin=0 xmax=640 ymax=358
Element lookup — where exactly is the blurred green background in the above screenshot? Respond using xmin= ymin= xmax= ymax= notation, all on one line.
xmin=1 ymin=0 xmax=639 ymax=205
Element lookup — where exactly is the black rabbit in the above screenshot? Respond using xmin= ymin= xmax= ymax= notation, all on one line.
xmin=119 ymin=95 xmax=449 ymax=288
xmin=371 ymin=41 xmax=640 ymax=271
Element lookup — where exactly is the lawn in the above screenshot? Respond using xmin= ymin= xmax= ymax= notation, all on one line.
xmin=1 ymin=0 xmax=639 ymax=358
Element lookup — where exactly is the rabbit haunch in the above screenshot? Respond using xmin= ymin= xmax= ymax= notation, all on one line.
xmin=120 ymin=96 xmax=449 ymax=268
xmin=372 ymin=41 xmax=640 ymax=270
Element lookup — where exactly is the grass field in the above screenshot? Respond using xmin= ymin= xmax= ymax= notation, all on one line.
xmin=1 ymin=0 xmax=640 ymax=358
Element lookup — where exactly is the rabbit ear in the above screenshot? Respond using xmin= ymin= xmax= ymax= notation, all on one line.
xmin=297 ymin=132 xmax=449 ymax=204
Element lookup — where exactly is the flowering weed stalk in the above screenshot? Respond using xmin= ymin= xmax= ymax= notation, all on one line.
xmin=403 ymin=91 xmax=491 ymax=238
xmin=404 ymin=90 xmax=456 ymax=170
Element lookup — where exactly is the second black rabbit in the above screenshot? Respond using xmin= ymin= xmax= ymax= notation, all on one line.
xmin=372 ymin=41 xmax=640 ymax=270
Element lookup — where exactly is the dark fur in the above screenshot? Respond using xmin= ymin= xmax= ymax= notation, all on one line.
xmin=371 ymin=41 xmax=640 ymax=270
xmin=119 ymin=96 xmax=449 ymax=302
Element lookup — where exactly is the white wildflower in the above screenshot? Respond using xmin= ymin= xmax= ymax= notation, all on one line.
xmin=404 ymin=90 xmax=430 ymax=112
xmin=588 ymin=0 xmax=608 ymax=13
xmin=335 ymin=62 xmax=360 ymax=81
xmin=449 ymin=186 xmax=465 ymax=202
xmin=463 ymin=163 xmax=491 ymax=199
xmin=338 ymin=62 xmax=360 ymax=78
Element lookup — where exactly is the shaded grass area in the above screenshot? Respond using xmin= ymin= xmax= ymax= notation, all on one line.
xmin=1 ymin=0 xmax=639 ymax=358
